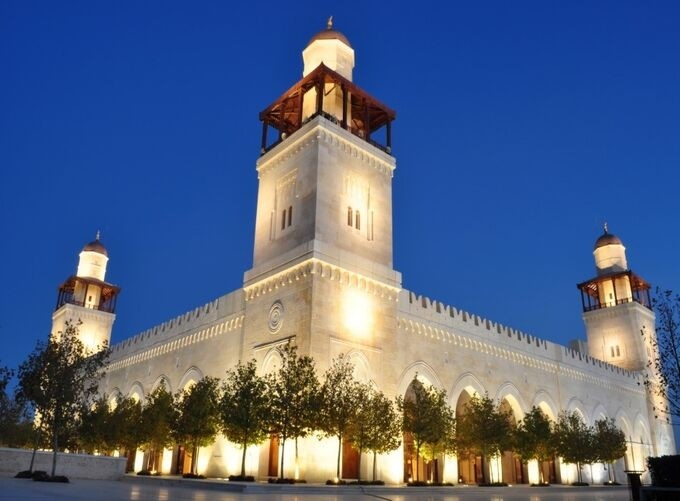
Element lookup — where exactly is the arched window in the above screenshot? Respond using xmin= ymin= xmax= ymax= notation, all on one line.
xmin=347 ymin=206 xmax=353 ymax=226
xmin=287 ymin=206 xmax=293 ymax=227
xmin=355 ymin=210 xmax=361 ymax=230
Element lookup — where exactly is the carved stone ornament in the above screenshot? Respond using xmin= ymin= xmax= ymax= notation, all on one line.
xmin=268 ymin=300 xmax=284 ymax=333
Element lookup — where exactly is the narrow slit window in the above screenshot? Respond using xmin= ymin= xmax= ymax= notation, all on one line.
xmin=281 ymin=210 xmax=286 ymax=230
xmin=347 ymin=206 xmax=353 ymax=226
xmin=355 ymin=210 xmax=361 ymax=230
xmin=616 ymin=345 xmax=621 ymax=357
xmin=287 ymin=206 xmax=293 ymax=227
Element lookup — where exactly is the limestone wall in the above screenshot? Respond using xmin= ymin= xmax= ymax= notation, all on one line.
xmin=0 ymin=448 xmax=126 ymax=480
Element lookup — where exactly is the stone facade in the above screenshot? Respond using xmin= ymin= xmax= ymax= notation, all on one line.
xmin=53 ymin=26 xmax=675 ymax=484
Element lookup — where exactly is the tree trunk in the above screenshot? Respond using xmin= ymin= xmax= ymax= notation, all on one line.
xmin=538 ymin=461 xmax=544 ymax=484
xmin=480 ymin=453 xmax=487 ymax=484
xmin=192 ymin=444 xmax=199 ymax=476
xmin=51 ymin=432 xmax=58 ymax=477
xmin=611 ymin=462 xmax=617 ymax=483
xmin=372 ymin=451 xmax=377 ymax=482
xmin=241 ymin=442 xmax=247 ymax=478
xmin=336 ymin=434 xmax=342 ymax=480
xmin=357 ymin=447 xmax=362 ymax=482
xmin=28 ymin=428 xmax=40 ymax=473
xmin=279 ymin=435 xmax=286 ymax=480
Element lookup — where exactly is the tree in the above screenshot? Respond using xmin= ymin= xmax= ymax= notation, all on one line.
xmin=455 ymin=394 xmax=513 ymax=484
xmin=644 ymin=288 xmax=680 ymax=420
xmin=220 ymin=361 xmax=270 ymax=478
xmin=347 ymin=385 xmax=401 ymax=482
xmin=17 ymin=320 xmax=110 ymax=477
xmin=593 ymin=418 xmax=627 ymax=483
xmin=0 ymin=363 xmax=32 ymax=448
xmin=552 ymin=411 xmax=595 ymax=484
xmin=513 ymin=406 xmax=554 ymax=484
xmin=318 ymin=354 xmax=361 ymax=481
xmin=138 ymin=383 xmax=176 ymax=472
xmin=398 ymin=378 xmax=456 ymax=483
xmin=110 ymin=396 xmax=142 ymax=466
xmin=173 ymin=377 xmax=221 ymax=476
xmin=267 ymin=342 xmax=319 ymax=479
xmin=78 ymin=394 xmax=114 ymax=454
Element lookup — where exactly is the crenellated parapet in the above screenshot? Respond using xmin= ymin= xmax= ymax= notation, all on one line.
xmin=399 ymin=289 xmax=641 ymax=391
xmin=108 ymin=290 xmax=245 ymax=363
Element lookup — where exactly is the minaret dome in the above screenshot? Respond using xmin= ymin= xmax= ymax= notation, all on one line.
xmin=593 ymin=223 xmax=627 ymax=275
xmin=77 ymin=231 xmax=109 ymax=281
xmin=302 ymin=17 xmax=355 ymax=80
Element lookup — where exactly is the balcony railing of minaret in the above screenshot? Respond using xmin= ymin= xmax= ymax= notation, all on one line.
xmin=259 ymin=64 xmax=395 ymax=155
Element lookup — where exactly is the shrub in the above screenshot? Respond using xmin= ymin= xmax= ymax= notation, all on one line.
xmin=647 ymin=455 xmax=680 ymax=487
xmin=183 ymin=473 xmax=207 ymax=479
xmin=228 ymin=475 xmax=254 ymax=482
xmin=14 ymin=470 xmax=33 ymax=479
xmin=268 ymin=477 xmax=296 ymax=484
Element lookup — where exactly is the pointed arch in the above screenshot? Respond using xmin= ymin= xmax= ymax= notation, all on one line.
xmin=261 ymin=346 xmax=283 ymax=376
xmin=178 ymin=366 xmax=204 ymax=391
xmin=396 ymin=361 xmax=443 ymax=397
xmin=128 ymin=381 xmax=145 ymax=404
xmin=449 ymin=372 xmax=487 ymax=409
xmin=151 ymin=374 xmax=172 ymax=395
xmin=591 ymin=403 xmax=608 ymax=422
xmin=494 ymin=382 xmax=527 ymax=421
xmin=565 ymin=397 xmax=589 ymax=424
xmin=531 ymin=390 xmax=559 ymax=421
xmin=345 ymin=350 xmax=372 ymax=384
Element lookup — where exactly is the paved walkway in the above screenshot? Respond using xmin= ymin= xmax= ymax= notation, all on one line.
xmin=0 ymin=475 xmax=632 ymax=501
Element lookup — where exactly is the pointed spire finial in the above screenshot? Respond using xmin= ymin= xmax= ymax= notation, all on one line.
xmin=96 ymin=230 xmax=101 ymax=240
xmin=327 ymin=15 xmax=333 ymax=30
xmin=603 ymin=222 xmax=608 ymax=234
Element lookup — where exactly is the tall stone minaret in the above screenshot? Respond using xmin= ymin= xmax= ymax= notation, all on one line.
xmin=52 ymin=233 xmax=120 ymax=353
xmin=577 ymin=226 xmax=676 ymax=456
xmin=577 ymin=225 xmax=654 ymax=370
xmin=242 ymin=20 xmax=400 ymax=372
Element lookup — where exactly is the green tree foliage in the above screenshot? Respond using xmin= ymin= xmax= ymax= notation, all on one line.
xmin=78 ymin=394 xmax=114 ymax=454
xmin=110 ymin=396 xmax=143 ymax=460
xmin=644 ymin=289 xmax=680 ymax=420
xmin=455 ymin=393 xmax=513 ymax=484
xmin=398 ymin=378 xmax=456 ymax=482
xmin=267 ymin=342 xmax=319 ymax=479
xmin=138 ymin=383 xmax=176 ymax=472
xmin=220 ymin=361 xmax=270 ymax=478
xmin=173 ymin=377 xmax=221 ymax=475
xmin=0 ymin=363 xmax=32 ymax=448
xmin=513 ymin=406 xmax=554 ymax=483
xmin=552 ymin=411 xmax=595 ymax=484
xmin=593 ymin=418 xmax=627 ymax=483
xmin=17 ymin=320 xmax=110 ymax=476
xmin=347 ymin=385 xmax=401 ymax=481
xmin=319 ymin=354 xmax=361 ymax=480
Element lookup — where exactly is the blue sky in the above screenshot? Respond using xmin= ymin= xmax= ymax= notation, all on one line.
xmin=1 ymin=1 xmax=679 ymax=372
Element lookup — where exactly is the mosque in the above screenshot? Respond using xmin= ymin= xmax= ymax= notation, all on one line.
xmin=52 ymin=22 xmax=675 ymax=484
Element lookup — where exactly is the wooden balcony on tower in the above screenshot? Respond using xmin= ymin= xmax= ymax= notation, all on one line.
xmin=577 ymin=270 xmax=651 ymax=313
xmin=259 ymin=63 xmax=396 ymax=154
xmin=56 ymin=275 xmax=120 ymax=314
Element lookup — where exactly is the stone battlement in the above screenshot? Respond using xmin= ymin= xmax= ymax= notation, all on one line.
xmin=401 ymin=290 xmax=636 ymax=381
xmin=109 ymin=290 xmax=244 ymax=360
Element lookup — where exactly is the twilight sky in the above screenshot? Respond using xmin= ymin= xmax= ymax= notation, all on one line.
xmin=1 ymin=1 xmax=679 ymax=372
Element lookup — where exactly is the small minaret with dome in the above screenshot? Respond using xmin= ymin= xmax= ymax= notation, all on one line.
xmin=52 ymin=232 xmax=120 ymax=353
xmin=577 ymin=225 xmax=653 ymax=371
